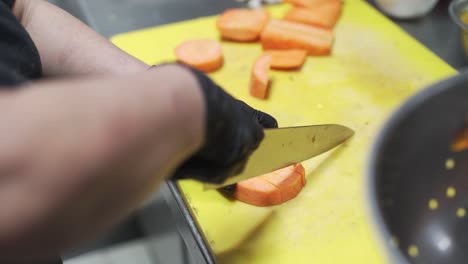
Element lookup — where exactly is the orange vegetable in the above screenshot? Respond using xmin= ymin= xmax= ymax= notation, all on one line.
xmin=284 ymin=1 xmax=342 ymax=29
xmin=452 ymin=138 xmax=468 ymax=152
xmin=260 ymin=19 xmax=334 ymax=55
xmin=233 ymin=164 xmax=306 ymax=207
xmin=250 ymin=54 xmax=272 ymax=99
xmin=264 ymin=49 xmax=307 ymax=70
xmin=283 ymin=0 xmax=340 ymax=9
xmin=175 ymin=39 xmax=223 ymax=72
xmin=216 ymin=8 xmax=270 ymax=42
xmin=451 ymin=125 xmax=468 ymax=152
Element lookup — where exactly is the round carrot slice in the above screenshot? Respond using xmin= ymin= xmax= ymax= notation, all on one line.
xmin=175 ymin=39 xmax=224 ymax=72
xmin=217 ymin=8 xmax=270 ymax=42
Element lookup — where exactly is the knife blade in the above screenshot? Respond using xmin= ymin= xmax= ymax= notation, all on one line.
xmin=204 ymin=124 xmax=354 ymax=189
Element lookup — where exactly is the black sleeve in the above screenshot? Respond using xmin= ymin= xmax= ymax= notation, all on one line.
xmin=2 ymin=0 xmax=15 ymax=9
xmin=0 ymin=0 xmax=42 ymax=86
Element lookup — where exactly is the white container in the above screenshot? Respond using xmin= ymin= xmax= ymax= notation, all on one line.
xmin=374 ymin=0 xmax=439 ymax=19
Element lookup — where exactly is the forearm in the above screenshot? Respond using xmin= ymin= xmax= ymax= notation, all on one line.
xmin=13 ymin=0 xmax=149 ymax=76
xmin=0 ymin=65 xmax=204 ymax=261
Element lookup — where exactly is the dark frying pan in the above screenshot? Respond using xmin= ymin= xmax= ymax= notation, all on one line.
xmin=368 ymin=70 xmax=468 ymax=264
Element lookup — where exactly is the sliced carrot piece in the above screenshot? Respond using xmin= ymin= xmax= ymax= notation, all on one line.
xmin=264 ymin=49 xmax=307 ymax=70
xmin=233 ymin=164 xmax=306 ymax=207
xmin=217 ymin=8 xmax=270 ymax=42
xmin=250 ymin=54 xmax=272 ymax=99
xmin=261 ymin=163 xmax=306 ymax=203
xmin=174 ymin=39 xmax=223 ymax=72
xmin=283 ymin=0 xmax=340 ymax=9
xmin=233 ymin=177 xmax=281 ymax=207
xmin=262 ymin=164 xmax=306 ymax=188
xmin=260 ymin=19 xmax=334 ymax=55
xmin=284 ymin=1 xmax=342 ymax=29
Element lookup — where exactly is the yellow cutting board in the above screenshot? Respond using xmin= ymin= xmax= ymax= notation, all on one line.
xmin=111 ymin=1 xmax=456 ymax=263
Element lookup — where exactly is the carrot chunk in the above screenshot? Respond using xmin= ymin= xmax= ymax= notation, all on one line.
xmin=284 ymin=1 xmax=342 ymax=29
xmin=260 ymin=19 xmax=334 ymax=55
xmin=175 ymin=39 xmax=223 ymax=72
xmin=261 ymin=163 xmax=306 ymax=203
xmin=264 ymin=49 xmax=307 ymax=70
xmin=233 ymin=164 xmax=306 ymax=207
xmin=217 ymin=8 xmax=270 ymax=42
xmin=234 ymin=177 xmax=282 ymax=207
xmin=250 ymin=54 xmax=272 ymax=99
xmin=283 ymin=0 xmax=340 ymax=9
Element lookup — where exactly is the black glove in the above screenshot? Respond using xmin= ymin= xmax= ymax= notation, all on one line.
xmin=172 ymin=64 xmax=278 ymax=184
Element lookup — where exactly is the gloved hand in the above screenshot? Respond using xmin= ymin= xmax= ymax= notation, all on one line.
xmin=172 ymin=64 xmax=278 ymax=184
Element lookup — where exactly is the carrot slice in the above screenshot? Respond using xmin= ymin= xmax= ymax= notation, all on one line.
xmin=264 ymin=49 xmax=307 ymax=70
xmin=217 ymin=8 xmax=270 ymax=42
xmin=250 ymin=54 xmax=272 ymax=99
xmin=283 ymin=0 xmax=340 ymax=9
xmin=174 ymin=39 xmax=223 ymax=72
xmin=233 ymin=177 xmax=282 ymax=207
xmin=233 ymin=164 xmax=306 ymax=207
xmin=260 ymin=19 xmax=334 ymax=55
xmin=261 ymin=163 xmax=306 ymax=203
xmin=284 ymin=1 xmax=342 ymax=29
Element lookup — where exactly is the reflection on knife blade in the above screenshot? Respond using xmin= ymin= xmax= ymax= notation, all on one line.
xmin=204 ymin=124 xmax=354 ymax=189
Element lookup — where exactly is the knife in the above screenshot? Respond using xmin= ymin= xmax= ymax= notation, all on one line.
xmin=204 ymin=124 xmax=354 ymax=189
